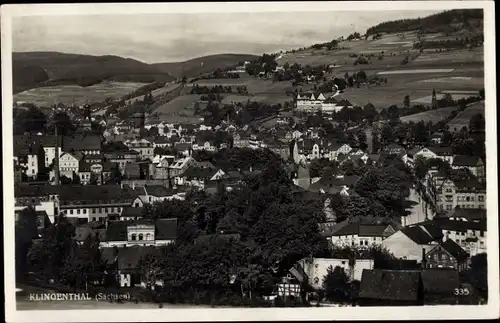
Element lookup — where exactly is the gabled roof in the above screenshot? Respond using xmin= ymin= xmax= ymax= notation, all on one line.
xmin=332 ymin=223 xmax=390 ymax=237
xmin=121 ymin=206 xmax=145 ymax=218
xmin=401 ymin=224 xmax=442 ymax=245
xmin=444 ymin=208 xmax=486 ymax=222
xmin=439 ymin=239 xmax=469 ymax=261
xmin=105 ymin=218 xmax=177 ymax=242
xmin=452 ymin=155 xmax=483 ymax=167
xmin=181 ymin=166 xmax=222 ymax=180
xmin=144 ymin=185 xmax=174 ymax=197
xmin=427 ymin=146 xmax=454 ymax=156
xmin=64 ymin=134 xmax=102 ymax=151
xmin=359 ymin=269 xmax=421 ymax=301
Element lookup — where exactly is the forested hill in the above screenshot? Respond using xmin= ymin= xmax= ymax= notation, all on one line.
xmin=366 ymin=9 xmax=483 ymax=35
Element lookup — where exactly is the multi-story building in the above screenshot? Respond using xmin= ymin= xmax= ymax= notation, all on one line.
xmin=328 ymin=223 xmax=397 ymax=249
xmin=58 ymin=185 xmax=140 ymax=222
xmin=168 ymin=156 xmax=198 ymax=177
xmin=435 ymin=178 xmax=486 ymax=211
xmin=127 ymin=139 xmax=154 ymax=160
xmin=14 ymin=139 xmax=45 ymax=180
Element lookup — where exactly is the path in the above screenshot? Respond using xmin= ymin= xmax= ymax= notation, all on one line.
xmin=402 ymin=188 xmax=434 ymax=226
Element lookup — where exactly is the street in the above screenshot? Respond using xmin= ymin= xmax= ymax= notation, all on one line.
xmin=402 ymin=188 xmax=435 ymax=227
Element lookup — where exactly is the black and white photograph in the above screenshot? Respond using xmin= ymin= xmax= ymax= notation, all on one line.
xmin=2 ymin=1 xmax=498 ymax=321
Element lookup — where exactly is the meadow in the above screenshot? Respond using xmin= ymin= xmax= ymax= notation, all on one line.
xmin=447 ymin=100 xmax=485 ymax=132
xmin=399 ymin=106 xmax=459 ymax=123
xmin=14 ymin=81 xmax=148 ymax=107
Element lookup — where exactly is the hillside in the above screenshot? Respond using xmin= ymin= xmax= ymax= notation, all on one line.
xmin=153 ymin=53 xmax=259 ymax=78
xmin=12 ymin=51 xmax=176 ymax=94
xmin=366 ymin=9 xmax=483 ymax=35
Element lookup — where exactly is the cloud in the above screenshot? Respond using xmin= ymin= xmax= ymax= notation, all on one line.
xmin=12 ymin=10 xmax=441 ymax=63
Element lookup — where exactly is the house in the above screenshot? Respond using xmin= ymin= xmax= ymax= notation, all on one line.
xmin=403 ymin=146 xmax=454 ymax=167
xmin=358 ymin=269 xmax=423 ymax=306
xmin=152 ymin=136 xmax=171 ymax=149
xmin=64 ymin=134 xmax=102 ymax=155
xmin=132 ymin=185 xmax=186 ymax=207
xmin=435 ymin=178 xmax=486 ymax=211
xmin=37 ymin=135 xmax=63 ymax=167
xmin=176 ymin=166 xmax=225 ymax=189
xmin=325 ymin=142 xmax=352 ymax=161
xmin=150 ymin=155 xmax=176 ymax=180
xmin=431 ymin=216 xmax=486 ymax=256
xmin=382 ymin=143 xmax=405 ymax=156
xmin=308 ymin=174 xmax=360 ymax=196
xmin=54 ymin=152 xmax=80 ymax=180
xmin=14 ymin=184 xmax=62 ymax=223
xmin=328 ymin=222 xmax=396 ymax=248
xmin=296 ymin=258 xmax=374 ymax=289
xmin=78 ymin=161 xmax=114 ymax=185
xmin=430 ymin=132 xmax=444 ymax=145
xmin=382 ymin=223 xmax=443 ymax=262
xmin=127 ymin=139 xmax=154 ymax=160
xmin=13 ymin=138 xmax=45 ymax=179
xmin=59 ymin=185 xmax=140 ymax=222
xmin=168 ymin=157 xmax=198 ymax=177
xmin=295 ymin=92 xmax=345 ymax=113
xmin=451 ymin=155 xmax=485 ymax=180
xmin=175 ymin=142 xmax=193 ymax=157
xmin=192 ymin=139 xmax=217 ymax=152
xmin=100 ymin=245 xmax=157 ymax=288
xmin=266 ymin=141 xmax=291 ymax=160
xmin=114 ymin=206 xmax=145 ymax=221
xmin=424 ymin=239 xmax=469 ymax=271
xmin=100 ymin=218 xmax=177 ymax=248
xmin=104 ymin=150 xmax=140 ymax=173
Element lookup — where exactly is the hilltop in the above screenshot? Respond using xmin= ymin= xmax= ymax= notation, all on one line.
xmin=366 ymin=9 xmax=483 ymax=35
xmin=13 ymin=52 xmax=258 ymax=94
xmin=152 ymin=53 xmax=259 ymax=78
xmin=12 ymin=51 xmax=176 ymax=94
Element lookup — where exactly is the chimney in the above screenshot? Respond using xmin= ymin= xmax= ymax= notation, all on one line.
xmin=421 ymin=248 xmax=427 ymax=269
xmin=132 ymin=182 xmax=136 ymax=190
xmin=120 ymin=183 xmax=123 ymax=189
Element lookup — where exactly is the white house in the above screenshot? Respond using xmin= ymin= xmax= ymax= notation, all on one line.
xmin=296 ymin=257 xmax=375 ymax=288
xmin=100 ymin=218 xmax=177 ymax=248
xmin=56 ymin=152 xmax=80 ymax=179
xmin=327 ymin=222 xmax=396 ymax=249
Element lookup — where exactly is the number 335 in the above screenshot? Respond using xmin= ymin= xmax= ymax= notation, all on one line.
xmin=454 ymin=288 xmax=470 ymax=295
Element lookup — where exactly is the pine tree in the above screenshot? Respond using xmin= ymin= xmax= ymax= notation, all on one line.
xmin=431 ymin=89 xmax=437 ymax=109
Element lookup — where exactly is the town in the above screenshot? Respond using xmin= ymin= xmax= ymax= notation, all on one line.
xmin=13 ymin=9 xmax=487 ymax=308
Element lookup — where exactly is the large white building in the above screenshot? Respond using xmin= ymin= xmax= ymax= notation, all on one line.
xmin=296 ymin=92 xmax=352 ymax=113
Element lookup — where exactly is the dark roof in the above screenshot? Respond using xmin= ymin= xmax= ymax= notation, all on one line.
xmin=426 ymin=218 xmax=486 ymax=233
xmin=453 ymin=178 xmax=485 ymax=191
xmin=332 ymin=223 xmax=389 ymax=237
xmin=440 ymin=239 xmax=469 ymax=261
xmin=401 ymin=225 xmax=442 ymax=245
xmin=359 ymin=269 xmax=421 ymax=301
xmin=144 ymin=185 xmax=173 ymax=197
xmin=181 ymin=166 xmax=220 ymax=180
xmin=14 ymin=184 xmax=62 ymax=197
xmin=452 ymin=155 xmax=483 ymax=167
xmin=445 ymin=208 xmax=486 ymax=222
xmin=121 ymin=206 xmax=145 ymax=218
xmin=64 ymin=134 xmax=102 ymax=151
xmin=58 ymin=185 xmax=139 ymax=202
xmin=421 ymin=269 xmax=460 ymax=294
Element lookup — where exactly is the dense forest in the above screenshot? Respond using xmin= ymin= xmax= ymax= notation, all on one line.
xmin=366 ymin=9 xmax=483 ymax=35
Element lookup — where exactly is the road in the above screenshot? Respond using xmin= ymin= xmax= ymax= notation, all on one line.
xmin=402 ymin=188 xmax=434 ymax=226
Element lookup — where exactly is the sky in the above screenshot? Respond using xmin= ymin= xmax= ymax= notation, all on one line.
xmin=12 ymin=10 xmax=441 ymax=64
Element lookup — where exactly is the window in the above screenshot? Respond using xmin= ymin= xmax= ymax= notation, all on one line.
xmin=98 ymin=208 xmax=102 ymax=213
xmin=146 ymin=233 xmax=152 ymax=240
xmin=104 ymin=208 xmax=108 ymax=213
xmin=135 ymin=203 xmax=140 ymax=207
xmin=478 ymin=195 xmax=484 ymax=202
xmin=466 ymin=196 xmax=470 ymax=202
xmin=480 ymin=231 xmax=484 ymax=237
xmin=139 ymin=234 xmax=144 ymax=241
xmin=70 ymin=210 xmax=74 ymax=215
xmin=470 ymin=196 xmax=475 ymax=201
xmin=131 ymin=234 xmax=136 ymax=241
xmin=83 ymin=209 xmax=87 ymax=214
xmin=446 ymin=205 xmax=452 ymax=210
xmin=92 ymin=217 xmax=96 ymax=222
xmin=92 ymin=208 xmax=96 ymax=214
xmin=77 ymin=209 xmax=81 ymax=215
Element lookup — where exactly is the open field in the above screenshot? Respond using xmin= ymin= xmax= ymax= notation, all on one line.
xmin=412 ymin=93 xmax=476 ymax=104
xmin=377 ymin=69 xmax=455 ymax=75
xmin=399 ymin=106 xmax=459 ymax=123
xmin=14 ymin=81 xmax=148 ymax=106
xmin=222 ymin=93 xmax=291 ymax=105
xmin=153 ymin=94 xmax=201 ymax=116
xmin=124 ymin=82 xmax=182 ymax=105
xmin=447 ymin=100 xmax=485 ymax=132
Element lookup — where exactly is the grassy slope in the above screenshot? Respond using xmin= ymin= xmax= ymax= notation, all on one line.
xmin=153 ymin=53 xmax=259 ymax=78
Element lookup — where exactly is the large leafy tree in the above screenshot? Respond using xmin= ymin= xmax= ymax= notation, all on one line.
xmin=322 ymin=266 xmax=350 ymax=303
